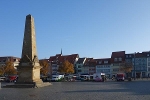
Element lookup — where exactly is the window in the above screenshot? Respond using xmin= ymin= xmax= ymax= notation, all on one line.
xmin=148 ymin=58 xmax=150 ymax=61
xmin=113 ymin=63 xmax=119 ymax=66
xmin=119 ymin=58 xmax=122 ymax=61
xmin=78 ymin=70 xmax=82 ymax=72
xmin=104 ymin=61 xmax=108 ymax=64
xmin=129 ymin=55 xmax=131 ymax=57
xmin=114 ymin=58 xmax=117 ymax=61
xmin=126 ymin=55 xmax=128 ymax=58
xmin=148 ymin=62 xmax=150 ymax=66
xmin=147 ymin=54 xmax=149 ymax=56
xmin=113 ymin=68 xmax=119 ymax=71
xmin=96 ymin=65 xmax=102 ymax=68
xmin=99 ymin=61 xmax=102 ymax=64
xmin=148 ymin=67 xmax=150 ymax=71
xmin=78 ymin=65 xmax=81 ymax=68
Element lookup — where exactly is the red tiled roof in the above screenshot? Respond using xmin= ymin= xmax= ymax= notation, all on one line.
xmin=83 ymin=58 xmax=93 ymax=66
xmin=39 ymin=59 xmax=49 ymax=62
xmin=0 ymin=56 xmax=20 ymax=62
xmin=111 ymin=51 xmax=125 ymax=58
xmin=142 ymin=51 xmax=150 ymax=57
xmin=94 ymin=58 xmax=111 ymax=65
xmin=49 ymin=54 xmax=79 ymax=64
xmin=135 ymin=53 xmax=145 ymax=58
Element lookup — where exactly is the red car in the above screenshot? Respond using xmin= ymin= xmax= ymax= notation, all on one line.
xmin=6 ymin=75 xmax=18 ymax=82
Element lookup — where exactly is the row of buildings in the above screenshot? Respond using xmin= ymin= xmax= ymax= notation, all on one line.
xmin=1 ymin=50 xmax=150 ymax=78
xmin=49 ymin=50 xmax=150 ymax=78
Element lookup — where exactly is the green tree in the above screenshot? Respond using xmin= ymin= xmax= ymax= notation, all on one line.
xmin=58 ymin=60 xmax=74 ymax=74
xmin=0 ymin=61 xmax=17 ymax=76
xmin=39 ymin=60 xmax=49 ymax=76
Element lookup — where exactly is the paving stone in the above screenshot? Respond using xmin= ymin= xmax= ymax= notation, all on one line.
xmin=0 ymin=80 xmax=150 ymax=100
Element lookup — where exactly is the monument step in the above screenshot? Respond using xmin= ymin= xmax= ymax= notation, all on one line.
xmin=3 ymin=84 xmax=35 ymax=88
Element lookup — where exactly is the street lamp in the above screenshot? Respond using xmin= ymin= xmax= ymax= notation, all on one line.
xmin=134 ymin=52 xmax=136 ymax=80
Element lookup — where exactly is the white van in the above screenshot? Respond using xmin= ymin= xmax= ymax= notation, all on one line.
xmin=80 ymin=75 xmax=90 ymax=81
xmin=93 ymin=73 xmax=105 ymax=82
xmin=51 ymin=74 xmax=64 ymax=81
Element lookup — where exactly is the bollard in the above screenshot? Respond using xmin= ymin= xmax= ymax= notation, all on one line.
xmin=0 ymin=82 xmax=1 ymax=89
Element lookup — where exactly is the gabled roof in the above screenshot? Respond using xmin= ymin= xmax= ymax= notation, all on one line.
xmin=49 ymin=54 xmax=79 ymax=64
xmin=83 ymin=58 xmax=93 ymax=66
xmin=76 ymin=58 xmax=86 ymax=64
xmin=111 ymin=51 xmax=125 ymax=63
xmin=111 ymin=51 xmax=125 ymax=58
xmin=142 ymin=51 xmax=150 ymax=57
xmin=0 ymin=56 xmax=20 ymax=62
xmin=89 ymin=59 xmax=97 ymax=66
xmin=135 ymin=52 xmax=145 ymax=58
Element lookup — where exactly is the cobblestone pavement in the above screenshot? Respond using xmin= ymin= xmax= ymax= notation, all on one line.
xmin=0 ymin=80 xmax=150 ymax=100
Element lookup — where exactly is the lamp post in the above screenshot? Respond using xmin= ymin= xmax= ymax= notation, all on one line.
xmin=134 ymin=52 xmax=136 ymax=80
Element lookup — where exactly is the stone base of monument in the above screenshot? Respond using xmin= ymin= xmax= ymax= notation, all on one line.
xmin=3 ymin=82 xmax=52 ymax=88
xmin=5 ymin=64 xmax=53 ymax=88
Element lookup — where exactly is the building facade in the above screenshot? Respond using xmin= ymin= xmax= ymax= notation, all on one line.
xmin=95 ymin=58 xmax=111 ymax=78
xmin=0 ymin=56 xmax=20 ymax=69
xmin=49 ymin=54 xmax=79 ymax=74
xmin=111 ymin=51 xmax=125 ymax=77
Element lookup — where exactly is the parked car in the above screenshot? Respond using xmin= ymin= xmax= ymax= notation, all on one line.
xmin=116 ymin=73 xmax=125 ymax=81
xmin=51 ymin=74 xmax=64 ymax=82
xmin=5 ymin=75 xmax=18 ymax=82
xmin=80 ymin=74 xmax=90 ymax=81
xmin=0 ymin=76 xmax=6 ymax=82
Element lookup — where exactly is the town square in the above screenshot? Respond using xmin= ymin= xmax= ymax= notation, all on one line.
xmin=1 ymin=1 xmax=150 ymax=100
xmin=0 ymin=80 xmax=150 ymax=100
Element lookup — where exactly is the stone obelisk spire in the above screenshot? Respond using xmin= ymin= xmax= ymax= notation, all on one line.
xmin=20 ymin=14 xmax=39 ymax=65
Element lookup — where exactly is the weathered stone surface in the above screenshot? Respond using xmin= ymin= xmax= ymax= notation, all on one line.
xmin=20 ymin=14 xmax=39 ymax=63
xmin=5 ymin=14 xmax=51 ymax=88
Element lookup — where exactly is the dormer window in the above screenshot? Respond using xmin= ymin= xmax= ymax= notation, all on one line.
xmin=99 ymin=61 xmax=102 ymax=64
xmin=114 ymin=58 xmax=117 ymax=61
xmin=126 ymin=55 xmax=128 ymax=58
xmin=147 ymin=54 xmax=149 ymax=56
xmin=104 ymin=61 xmax=108 ymax=64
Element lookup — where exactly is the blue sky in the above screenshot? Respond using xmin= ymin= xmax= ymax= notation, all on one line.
xmin=1 ymin=0 xmax=150 ymax=59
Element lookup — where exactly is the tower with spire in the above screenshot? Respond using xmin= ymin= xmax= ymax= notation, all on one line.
xmin=61 ymin=48 xmax=62 ymax=56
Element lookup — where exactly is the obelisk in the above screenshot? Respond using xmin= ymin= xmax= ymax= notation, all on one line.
xmin=16 ymin=14 xmax=51 ymax=87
